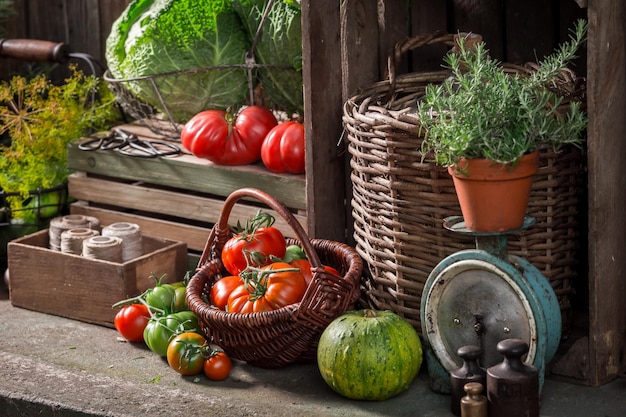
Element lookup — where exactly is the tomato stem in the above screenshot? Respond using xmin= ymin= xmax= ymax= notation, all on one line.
xmin=204 ymin=344 xmax=224 ymax=359
xmin=112 ymin=288 xmax=150 ymax=308
xmin=232 ymin=210 xmax=275 ymax=235
xmin=111 ymin=274 xmax=170 ymax=319
xmin=239 ymin=265 xmax=300 ymax=302
xmin=241 ymin=248 xmax=270 ymax=269
xmin=152 ymin=272 xmax=166 ymax=284
xmin=112 ymin=272 xmax=169 ymax=307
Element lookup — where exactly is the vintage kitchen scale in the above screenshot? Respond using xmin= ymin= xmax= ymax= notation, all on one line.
xmin=420 ymin=216 xmax=562 ymax=393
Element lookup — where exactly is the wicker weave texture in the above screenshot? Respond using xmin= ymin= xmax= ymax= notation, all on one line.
xmin=344 ymin=33 xmax=586 ymax=337
xmin=186 ymin=188 xmax=363 ymax=368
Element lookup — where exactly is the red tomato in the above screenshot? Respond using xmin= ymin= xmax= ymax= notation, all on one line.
xmin=204 ymin=352 xmax=232 ymax=381
xmin=227 ymin=262 xmax=307 ymax=313
xmin=222 ymin=213 xmax=287 ymax=276
xmin=114 ymin=304 xmax=150 ymax=343
xmin=289 ymin=258 xmax=342 ymax=286
xmin=180 ymin=106 xmax=277 ymax=166
xmin=261 ymin=121 xmax=305 ymax=174
xmin=210 ymin=275 xmax=242 ymax=310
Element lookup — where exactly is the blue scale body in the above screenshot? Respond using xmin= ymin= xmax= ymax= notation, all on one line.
xmin=419 ymin=217 xmax=562 ymax=394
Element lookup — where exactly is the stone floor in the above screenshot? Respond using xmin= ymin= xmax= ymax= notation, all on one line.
xmin=1 ymin=282 xmax=625 ymax=417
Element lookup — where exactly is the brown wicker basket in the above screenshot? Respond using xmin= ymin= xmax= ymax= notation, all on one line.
xmin=186 ymin=188 xmax=363 ymax=368
xmin=343 ymin=32 xmax=586 ymax=338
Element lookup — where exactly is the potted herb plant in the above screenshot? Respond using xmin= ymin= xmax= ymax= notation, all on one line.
xmin=418 ymin=19 xmax=588 ymax=232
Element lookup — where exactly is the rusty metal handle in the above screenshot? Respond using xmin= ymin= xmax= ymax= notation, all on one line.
xmin=0 ymin=39 xmax=70 ymax=63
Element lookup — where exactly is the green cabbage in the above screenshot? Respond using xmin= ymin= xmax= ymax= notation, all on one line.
xmin=232 ymin=0 xmax=303 ymax=115
xmin=105 ymin=0 xmax=251 ymax=123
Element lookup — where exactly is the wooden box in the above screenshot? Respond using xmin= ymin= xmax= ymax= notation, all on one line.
xmin=7 ymin=229 xmax=187 ymax=327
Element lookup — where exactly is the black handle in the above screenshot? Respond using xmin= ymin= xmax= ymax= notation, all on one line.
xmin=0 ymin=39 xmax=70 ymax=63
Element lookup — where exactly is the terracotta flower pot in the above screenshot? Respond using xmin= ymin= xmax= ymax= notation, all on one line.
xmin=448 ymin=151 xmax=540 ymax=232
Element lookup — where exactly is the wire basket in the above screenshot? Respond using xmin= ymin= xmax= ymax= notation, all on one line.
xmin=104 ymin=0 xmax=303 ymax=140
xmin=344 ymin=32 xmax=587 ymax=339
xmin=108 ymin=65 xmax=306 ymax=139
xmin=1 ymin=183 xmax=69 ymax=267
xmin=185 ymin=188 xmax=363 ymax=368
xmin=104 ymin=65 xmax=249 ymax=140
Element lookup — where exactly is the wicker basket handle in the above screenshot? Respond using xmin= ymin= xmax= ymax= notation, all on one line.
xmin=386 ymin=31 xmax=483 ymax=96
xmin=197 ymin=187 xmax=321 ymax=270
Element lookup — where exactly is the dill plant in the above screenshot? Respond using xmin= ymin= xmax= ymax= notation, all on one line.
xmin=0 ymin=66 xmax=121 ymax=218
xmin=418 ymin=19 xmax=588 ymax=167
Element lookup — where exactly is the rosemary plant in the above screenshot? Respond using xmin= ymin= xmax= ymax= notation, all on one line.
xmin=418 ymin=19 xmax=588 ymax=167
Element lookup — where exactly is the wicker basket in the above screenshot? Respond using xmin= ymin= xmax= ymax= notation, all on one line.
xmin=343 ymin=32 xmax=586 ymax=338
xmin=186 ymin=188 xmax=363 ymax=368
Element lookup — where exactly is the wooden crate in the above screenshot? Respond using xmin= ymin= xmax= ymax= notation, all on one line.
xmin=66 ymin=124 xmax=306 ymax=210
xmin=66 ymin=123 xmax=308 ymax=252
xmin=7 ymin=229 xmax=187 ymax=327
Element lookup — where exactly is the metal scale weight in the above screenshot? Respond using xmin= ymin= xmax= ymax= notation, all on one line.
xmin=420 ymin=216 xmax=562 ymax=393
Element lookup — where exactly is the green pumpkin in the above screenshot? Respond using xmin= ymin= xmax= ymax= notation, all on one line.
xmin=317 ymin=309 xmax=423 ymax=401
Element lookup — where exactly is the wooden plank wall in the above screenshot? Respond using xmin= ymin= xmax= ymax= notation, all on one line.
xmin=1 ymin=1 xmax=587 ymax=83
xmin=341 ymin=0 xmax=587 ymax=95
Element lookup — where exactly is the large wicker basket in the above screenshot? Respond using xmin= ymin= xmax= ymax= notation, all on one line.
xmin=343 ymin=32 xmax=586 ymax=338
xmin=186 ymin=188 xmax=363 ymax=368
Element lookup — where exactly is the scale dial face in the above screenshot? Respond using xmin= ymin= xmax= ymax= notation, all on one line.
xmin=422 ymin=257 xmax=537 ymax=371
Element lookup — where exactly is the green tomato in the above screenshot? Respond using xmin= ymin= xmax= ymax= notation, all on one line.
xmin=281 ymin=244 xmax=307 ymax=263
xmin=22 ymin=190 xmax=63 ymax=220
xmin=166 ymin=332 xmax=207 ymax=376
xmin=143 ymin=311 xmax=201 ymax=357
xmin=170 ymin=310 xmax=199 ymax=331
xmin=145 ymin=284 xmax=177 ymax=314
xmin=143 ymin=316 xmax=173 ymax=357
xmin=172 ymin=285 xmax=188 ymax=312
xmin=36 ymin=191 xmax=63 ymax=219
